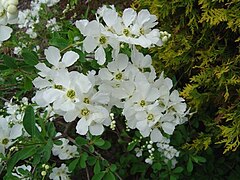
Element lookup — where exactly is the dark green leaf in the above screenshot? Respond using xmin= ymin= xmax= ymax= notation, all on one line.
xmin=127 ymin=141 xmax=137 ymax=151
xmin=93 ymin=138 xmax=105 ymax=147
xmin=173 ymin=167 xmax=184 ymax=174
xmin=92 ymin=172 xmax=105 ymax=180
xmin=94 ymin=160 xmax=101 ymax=174
xmin=187 ymin=158 xmax=193 ymax=172
xmin=75 ymin=136 xmax=88 ymax=146
xmin=110 ymin=164 xmax=117 ymax=172
xmin=98 ymin=141 xmax=111 ymax=150
xmin=80 ymin=152 xmax=88 ymax=168
xmin=23 ymin=106 xmax=37 ymax=136
xmin=2 ymin=55 xmax=17 ymax=69
xmin=152 ymin=162 xmax=162 ymax=171
xmin=104 ymin=171 xmax=116 ymax=180
xmin=69 ymin=158 xmax=80 ymax=171
xmin=87 ymin=156 xmax=97 ymax=166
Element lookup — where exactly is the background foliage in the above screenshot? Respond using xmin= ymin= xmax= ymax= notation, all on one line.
xmin=134 ymin=0 xmax=240 ymax=178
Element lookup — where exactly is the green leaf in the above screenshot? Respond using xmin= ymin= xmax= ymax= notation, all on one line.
xmin=2 ymin=55 xmax=17 ymax=69
xmin=104 ymin=171 xmax=116 ymax=180
xmin=22 ymin=49 xmax=38 ymax=66
xmin=187 ymin=158 xmax=193 ymax=172
xmin=6 ymin=146 xmax=37 ymax=174
xmin=75 ymin=136 xmax=88 ymax=145
xmin=87 ymin=156 xmax=97 ymax=166
xmin=110 ymin=164 xmax=117 ymax=172
xmin=98 ymin=140 xmax=111 ymax=150
xmin=42 ymin=139 xmax=53 ymax=163
xmin=23 ymin=77 xmax=33 ymax=91
xmin=89 ymin=145 xmax=94 ymax=153
xmin=173 ymin=167 xmax=184 ymax=174
xmin=92 ymin=172 xmax=105 ymax=180
xmin=170 ymin=175 xmax=177 ymax=180
xmin=152 ymin=162 xmax=162 ymax=171
xmin=127 ymin=141 xmax=137 ymax=151
xmin=93 ymin=138 xmax=105 ymax=147
xmin=49 ymin=37 xmax=69 ymax=49
xmin=23 ymin=106 xmax=38 ymax=137
xmin=68 ymin=158 xmax=80 ymax=171
xmin=94 ymin=160 xmax=101 ymax=174
xmin=80 ymin=152 xmax=88 ymax=168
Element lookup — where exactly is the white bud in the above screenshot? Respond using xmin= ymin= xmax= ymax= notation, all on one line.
xmin=41 ymin=171 xmax=47 ymax=176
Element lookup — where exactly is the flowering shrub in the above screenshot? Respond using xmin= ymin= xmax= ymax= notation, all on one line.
xmin=0 ymin=1 xmax=193 ymax=179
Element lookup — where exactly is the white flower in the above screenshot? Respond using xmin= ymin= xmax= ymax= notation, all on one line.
xmin=49 ymin=164 xmax=70 ymax=180
xmin=0 ymin=117 xmax=22 ymax=155
xmin=76 ymin=20 xmax=119 ymax=65
xmin=52 ymin=135 xmax=78 ymax=160
xmin=12 ymin=164 xmax=32 ymax=180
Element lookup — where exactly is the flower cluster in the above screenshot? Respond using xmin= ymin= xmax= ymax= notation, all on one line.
xmin=0 ymin=98 xmax=28 ymax=155
xmin=18 ymin=0 xmax=60 ymax=38
xmin=76 ymin=5 xmax=163 ymax=65
xmin=0 ymin=0 xmax=18 ymax=43
xmin=31 ymin=6 xmax=190 ymax=166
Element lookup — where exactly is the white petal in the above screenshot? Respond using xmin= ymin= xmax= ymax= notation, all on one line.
xmin=98 ymin=68 xmax=113 ymax=81
xmin=83 ymin=36 xmax=97 ymax=53
xmin=136 ymin=120 xmax=148 ymax=131
xmin=95 ymin=46 xmax=106 ymax=65
xmin=43 ymin=88 xmax=63 ymax=103
xmin=103 ymin=9 xmax=118 ymax=27
xmin=32 ymin=77 xmax=52 ymax=89
xmin=116 ymin=54 xmax=129 ymax=71
xmin=76 ymin=118 xmax=88 ymax=135
xmin=61 ymin=51 xmax=79 ymax=67
xmin=0 ymin=25 xmax=12 ymax=41
xmin=75 ymin=19 xmax=89 ymax=35
xmin=85 ymin=20 xmax=101 ymax=36
xmin=162 ymin=122 xmax=175 ymax=135
xmin=89 ymin=123 xmax=104 ymax=135
xmin=59 ymin=100 xmax=75 ymax=112
xmin=137 ymin=10 xmax=151 ymax=26
xmin=64 ymin=110 xmax=79 ymax=122
xmin=44 ymin=46 xmax=61 ymax=67
xmin=10 ymin=124 xmax=23 ymax=139
xmin=122 ymin=8 xmax=137 ymax=27
xmin=150 ymin=128 xmax=163 ymax=142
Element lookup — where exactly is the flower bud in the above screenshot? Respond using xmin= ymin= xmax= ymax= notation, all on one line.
xmin=7 ymin=4 xmax=17 ymax=14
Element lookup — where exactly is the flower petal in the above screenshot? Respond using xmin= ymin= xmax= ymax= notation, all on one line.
xmin=0 ymin=25 xmax=12 ymax=41
xmin=122 ymin=8 xmax=137 ymax=27
xmin=61 ymin=51 xmax=79 ymax=67
xmin=44 ymin=46 xmax=61 ymax=67
xmin=95 ymin=46 xmax=106 ymax=65
xmin=89 ymin=123 xmax=104 ymax=135
xmin=76 ymin=118 xmax=88 ymax=135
